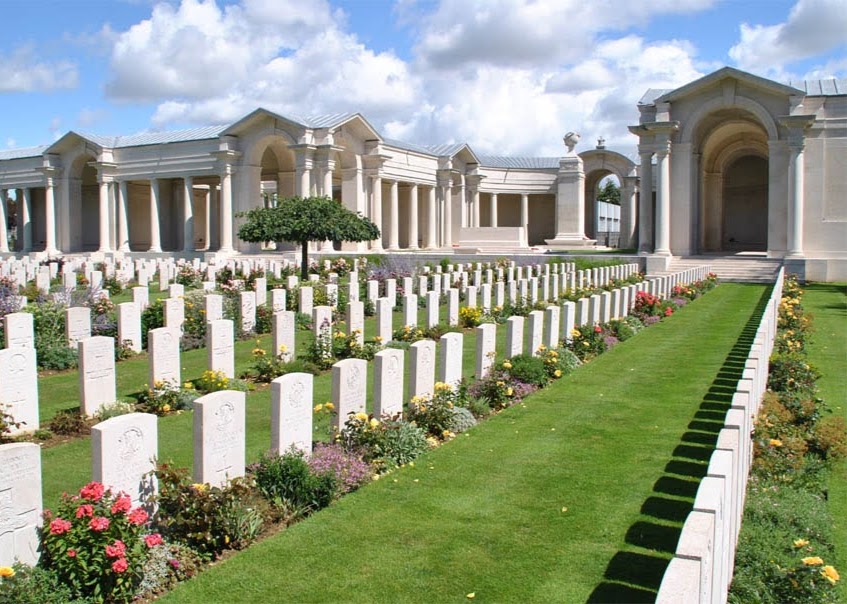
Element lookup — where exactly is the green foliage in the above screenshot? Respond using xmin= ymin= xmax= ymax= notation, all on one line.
xmin=0 ymin=563 xmax=93 ymax=604
xmin=153 ymin=463 xmax=266 ymax=559
xmin=38 ymin=344 xmax=79 ymax=371
xmin=237 ymin=196 xmax=380 ymax=278
xmin=447 ymin=406 xmax=478 ymax=433
xmin=24 ymin=301 xmax=78 ymax=370
xmin=94 ymin=401 xmax=135 ymax=422
xmin=505 ymin=354 xmax=549 ymax=387
xmin=768 ymin=352 xmax=820 ymax=397
xmin=134 ymin=380 xmax=198 ymax=416
xmin=407 ymin=382 xmax=463 ymax=439
xmin=338 ymin=414 xmax=429 ymax=471
xmin=136 ymin=542 xmax=202 ymax=600
xmin=596 ymin=178 xmax=620 ymax=205
xmin=140 ymin=300 xmax=165 ymax=349
xmin=253 ymin=450 xmax=337 ymax=517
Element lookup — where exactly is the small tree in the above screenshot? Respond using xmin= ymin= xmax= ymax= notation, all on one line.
xmin=597 ymin=179 xmax=620 ymax=205
xmin=237 ymin=196 xmax=380 ymax=279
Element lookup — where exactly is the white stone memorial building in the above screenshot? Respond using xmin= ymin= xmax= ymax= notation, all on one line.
xmin=0 ymin=67 xmax=844 ymax=279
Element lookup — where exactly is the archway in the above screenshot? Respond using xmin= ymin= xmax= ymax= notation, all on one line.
xmin=66 ymin=152 xmax=99 ymax=252
xmin=696 ymin=109 xmax=769 ymax=253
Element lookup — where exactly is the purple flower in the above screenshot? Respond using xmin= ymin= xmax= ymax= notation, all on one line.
xmin=603 ymin=335 xmax=620 ymax=349
xmin=308 ymin=443 xmax=372 ymax=493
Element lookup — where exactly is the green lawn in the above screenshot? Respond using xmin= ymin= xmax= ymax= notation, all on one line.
xmin=803 ymin=282 xmax=847 ymax=601
xmin=158 ymin=283 xmax=769 ymax=603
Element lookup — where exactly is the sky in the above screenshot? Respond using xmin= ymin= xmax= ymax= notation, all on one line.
xmin=1 ymin=0 xmax=845 ymax=158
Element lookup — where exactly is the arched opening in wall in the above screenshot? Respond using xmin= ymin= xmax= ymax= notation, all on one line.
xmin=585 ymin=172 xmax=621 ymax=246
xmin=254 ymin=141 xmax=295 ymax=251
xmin=722 ymin=155 xmax=768 ymax=252
xmin=696 ymin=108 xmax=769 ymax=254
xmin=68 ymin=154 xmax=99 ymax=252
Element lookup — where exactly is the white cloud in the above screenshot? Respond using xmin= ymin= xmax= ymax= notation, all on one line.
xmin=729 ymin=0 xmax=847 ymax=78
xmin=0 ymin=46 xmax=78 ymax=93
xmin=109 ymin=0 xmax=707 ymax=157
xmin=77 ymin=108 xmax=111 ymax=129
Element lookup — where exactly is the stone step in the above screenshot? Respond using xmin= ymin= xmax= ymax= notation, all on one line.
xmin=663 ymin=256 xmax=782 ymax=283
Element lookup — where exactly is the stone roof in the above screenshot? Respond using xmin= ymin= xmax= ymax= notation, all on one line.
xmin=75 ymin=125 xmax=228 ymax=149
xmin=0 ymin=145 xmax=49 ymax=161
xmin=477 ymin=155 xmax=560 ymax=169
xmin=786 ymin=78 xmax=847 ymax=96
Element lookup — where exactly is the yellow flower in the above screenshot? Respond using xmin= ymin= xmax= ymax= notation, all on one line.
xmin=793 ymin=538 xmax=809 ymax=548
xmin=369 ymin=418 xmax=380 ymax=429
xmin=802 ymin=556 xmax=824 ymax=566
xmin=554 ymin=369 xmax=562 ymax=378
xmin=162 ymin=404 xmax=171 ymax=413
xmin=314 ymin=404 xmax=324 ymax=413
xmin=502 ymin=361 xmax=512 ymax=370
xmin=769 ymin=438 xmax=783 ymax=447
xmin=374 ymin=336 xmax=383 ymax=342
xmin=821 ymin=565 xmax=840 ymax=585
xmin=354 ymin=412 xmax=368 ymax=422
xmin=0 ymin=567 xmax=15 ymax=578
xmin=325 ymin=403 xmax=335 ymax=411
xmin=192 ymin=483 xmax=208 ymax=493
xmin=182 ymin=382 xmax=194 ymax=390
xmin=571 ymin=329 xmax=581 ymax=338
xmin=506 ymin=387 xmax=513 ymax=396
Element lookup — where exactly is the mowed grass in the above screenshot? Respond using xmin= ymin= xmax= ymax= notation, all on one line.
xmin=38 ymin=300 xmax=510 ymax=511
xmin=160 ymin=283 xmax=769 ymax=604
xmin=803 ymin=282 xmax=847 ymax=601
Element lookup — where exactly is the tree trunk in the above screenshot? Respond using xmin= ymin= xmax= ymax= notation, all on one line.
xmin=300 ymin=240 xmax=309 ymax=280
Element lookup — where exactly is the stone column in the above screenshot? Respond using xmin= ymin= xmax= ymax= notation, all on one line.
xmin=520 ymin=193 xmax=529 ymax=246
xmin=472 ymin=187 xmax=480 ymax=227
xmin=787 ymin=140 xmax=805 ymax=257
xmin=183 ymin=176 xmax=194 ymax=252
xmin=620 ymin=176 xmax=638 ymax=249
xmin=458 ymin=174 xmax=467 ymax=228
xmin=441 ymin=181 xmax=452 ymax=247
xmin=425 ymin=185 xmax=437 ymax=249
xmin=220 ymin=164 xmax=234 ymax=253
xmin=638 ymin=151 xmax=653 ymax=253
xmin=490 ymin=192 xmax=498 ymax=227
xmin=654 ymin=143 xmax=671 ymax=255
xmin=320 ymin=161 xmax=335 ymax=252
xmin=370 ymin=175 xmax=383 ymax=251
xmin=117 ymin=180 xmax=130 ymax=252
xmin=388 ymin=180 xmax=399 ymax=250
xmin=0 ymin=189 xmax=8 ymax=252
xmin=148 ymin=178 xmax=162 ymax=252
xmin=408 ymin=183 xmax=419 ymax=250
xmin=44 ymin=171 xmax=58 ymax=254
xmin=98 ymin=179 xmax=111 ymax=252
xmin=203 ymin=188 xmax=212 ymax=250
xmin=21 ymin=188 xmax=32 ymax=252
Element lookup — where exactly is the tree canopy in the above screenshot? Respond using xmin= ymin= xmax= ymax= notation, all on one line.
xmin=596 ymin=179 xmax=621 ymax=205
xmin=237 ymin=196 xmax=380 ymax=278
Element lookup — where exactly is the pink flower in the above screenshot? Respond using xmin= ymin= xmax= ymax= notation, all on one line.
xmin=144 ymin=533 xmax=163 ymax=548
xmin=664 ymin=307 xmax=673 ymax=317
xmin=168 ymin=559 xmax=181 ymax=569
xmin=105 ymin=540 xmax=126 ymax=558
xmin=111 ymin=557 xmax=128 ymax=573
xmin=593 ymin=326 xmax=602 ymax=333
xmin=67 ymin=549 xmax=77 ymax=558
xmin=89 ymin=516 xmax=110 ymax=532
xmin=127 ymin=507 xmax=149 ymax=526
xmin=79 ymin=482 xmax=105 ymax=502
xmin=49 ymin=518 xmax=72 ymax=535
xmin=110 ymin=495 xmax=132 ymax=515
xmin=75 ymin=504 xmax=93 ymax=519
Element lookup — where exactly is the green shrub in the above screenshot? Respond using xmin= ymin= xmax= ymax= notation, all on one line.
xmin=136 ymin=542 xmax=202 ymax=600
xmin=95 ymin=401 xmax=135 ymax=421
xmin=37 ymin=345 xmax=78 ymax=371
xmin=48 ymin=408 xmax=88 ymax=436
xmin=407 ymin=382 xmax=462 ymax=438
xmin=253 ymin=450 xmax=337 ymax=516
xmin=768 ymin=352 xmax=820 ymax=397
xmin=140 ymin=300 xmax=165 ymax=349
xmin=447 ymin=406 xmax=477 ymax=433
xmin=507 ymin=354 xmax=549 ymax=387
xmin=0 ymin=563 xmax=92 ymax=604
xmin=153 ymin=463 xmax=266 ymax=559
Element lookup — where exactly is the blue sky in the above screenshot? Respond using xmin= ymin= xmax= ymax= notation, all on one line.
xmin=1 ymin=0 xmax=845 ymax=157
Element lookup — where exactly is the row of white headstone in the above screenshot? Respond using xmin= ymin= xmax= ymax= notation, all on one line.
xmin=0 ymin=264 xmax=712 ymax=569
xmin=656 ymin=268 xmax=783 ymax=604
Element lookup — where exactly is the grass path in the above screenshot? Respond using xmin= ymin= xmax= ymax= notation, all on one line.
xmin=803 ymin=283 xmax=847 ymax=601
xmin=161 ymin=283 xmax=769 ymax=604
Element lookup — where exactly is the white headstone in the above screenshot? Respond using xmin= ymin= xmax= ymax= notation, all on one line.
xmin=207 ymin=319 xmax=235 ymax=378
xmin=373 ymin=348 xmax=405 ymax=419
xmin=409 ymin=339 xmax=436 ymax=399
xmin=544 ymin=306 xmax=560 ymax=349
xmin=132 ymin=286 xmax=149 ymax=311
xmin=347 ymin=301 xmax=365 ymax=346
xmin=0 ymin=348 xmax=38 ymax=434
xmin=270 ymin=288 xmax=287 ymax=313
xmin=205 ymin=293 xmax=223 ymax=322
xmin=447 ymin=289 xmax=459 ymax=326
xmin=163 ymin=297 xmax=185 ymax=334
xmin=148 ymin=327 xmax=181 ymax=386
xmin=425 ymin=291 xmax=439 ymax=328
xmin=4 ymin=313 xmax=34 ymax=349
xmin=331 ymin=358 xmax=368 ymax=431
xmin=271 ymin=373 xmax=313 ymax=455
xmin=65 ymin=306 xmax=91 ymax=347
xmin=438 ymin=332 xmax=464 ymax=386
xmin=0 ymin=443 xmax=42 ymax=566
xmin=193 ymin=391 xmax=246 ymax=487
xmin=527 ymin=310 xmax=544 ymax=355
xmin=403 ymin=295 xmax=418 ymax=327
xmin=475 ymin=323 xmax=496 ymax=378
xmin=79 ymin=336 xmax=117 ymax=417
xmin=299 ymin=286 xmax=314 ymax=316
xmin=562 ymin=301 xmax=576 ymax=342
xmin=313 ymin=305 xmax=333 ymax=339
xmin=92 ymin=413 xmax=158 ymax=508
xmin=272 ymin=310 xmax=296 ymax=361
xmin=505 ymin=316 xmax=524 ymax=358
xmin=254 ymin=277 xmax=267 ymax=307
xmin=376 ymin=298 xmax=392 ymax=343
xmin=240 ymin=291 xmax=257 ymax=333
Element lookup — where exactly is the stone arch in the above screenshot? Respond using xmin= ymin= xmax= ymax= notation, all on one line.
xmin=65 ymin=149 xmax=100 ymax=252
xmin=580 ymin=149 xmax=636 ymax=241
xmin=695 ymin=110 xmax=770 ymax=253
xmin=680 ymin=94 xmax=778 ymax=145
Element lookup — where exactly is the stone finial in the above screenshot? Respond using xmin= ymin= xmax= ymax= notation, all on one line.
xmin=597 ymin=136 xmax=606 ymax=149
xmin=563 ymin=132 xmax=581 ymax=155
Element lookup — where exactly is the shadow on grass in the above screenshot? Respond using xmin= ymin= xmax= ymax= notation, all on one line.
xmin=585 ymin=286 xmax=771 ymax=603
